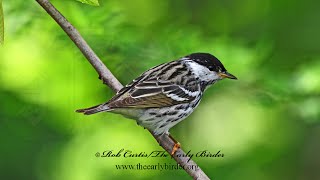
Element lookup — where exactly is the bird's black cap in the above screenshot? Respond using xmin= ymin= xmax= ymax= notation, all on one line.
xmin=186 ymin=52 xmax=226 ymax=72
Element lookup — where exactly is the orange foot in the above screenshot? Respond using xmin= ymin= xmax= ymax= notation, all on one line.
xmin=171 ymin=142 xmax=181 ymax=155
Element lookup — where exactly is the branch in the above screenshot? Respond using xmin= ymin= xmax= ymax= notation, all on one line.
xmin=35 ymin=0 xmax=210 ymax=179
xmin=152 ymin=134 xmax=210 ymax=179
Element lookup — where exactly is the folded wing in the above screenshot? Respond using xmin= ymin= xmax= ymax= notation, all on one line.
xmin=107 ymin=77 xmax=200 ymax=108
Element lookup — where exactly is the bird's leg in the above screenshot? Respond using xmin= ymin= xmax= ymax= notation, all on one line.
xmin=155 ymin=132 xmax=180 ymax=155
xmin=168 ymin=134 xmax=181 ymax=155
xmin=154 ymin=131 xmax=166 ymax=146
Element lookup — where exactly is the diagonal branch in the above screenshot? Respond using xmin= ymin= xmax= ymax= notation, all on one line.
xmin=35 ymin=0 xmax=210 ymax=179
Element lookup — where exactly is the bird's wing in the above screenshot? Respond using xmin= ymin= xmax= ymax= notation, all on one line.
xmin=107 ymin=76 xmax=200 ymax=109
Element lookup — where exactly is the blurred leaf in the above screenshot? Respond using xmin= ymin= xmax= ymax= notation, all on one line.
xmin=0 ymin=0 xmax=4 ymax=44
xmin=76 ymin=0 xmax=99 ymax=6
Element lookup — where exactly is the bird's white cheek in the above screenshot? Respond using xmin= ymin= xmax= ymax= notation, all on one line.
xmin=202 ymin=72 xmax=221 ymax=82
xmin=187 ymin=61 xmax=221 ymax=82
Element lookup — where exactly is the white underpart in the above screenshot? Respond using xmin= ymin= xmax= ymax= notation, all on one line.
xmin=186 ymin=61 xmax=221 ymax=82
xmin=138 ymin=102 xmax=199 ymax=135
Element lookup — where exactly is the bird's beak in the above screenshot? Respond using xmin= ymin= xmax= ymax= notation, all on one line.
xmin=219 ymin=71 xmax=237 ymax=80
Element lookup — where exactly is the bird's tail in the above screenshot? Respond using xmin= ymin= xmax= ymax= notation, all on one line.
xmin=76 ymin=103 xmax=111 ymax=115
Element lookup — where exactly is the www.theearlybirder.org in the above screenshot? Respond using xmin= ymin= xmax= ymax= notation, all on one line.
xmin=115 ymin=163 xmax=199 ymax=171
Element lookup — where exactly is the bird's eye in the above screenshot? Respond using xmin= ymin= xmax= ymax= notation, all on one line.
xmin=208 ymin=66 xmax=215 ymax=71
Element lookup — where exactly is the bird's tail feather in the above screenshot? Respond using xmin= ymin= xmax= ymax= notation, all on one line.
xmin=76 ymin=103 xmax=111 ymax=115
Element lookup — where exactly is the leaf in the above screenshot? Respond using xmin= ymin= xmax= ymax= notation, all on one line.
xmin=76 ymin=0 xmax=100 ymax=6
xmin=0 ymin=0 xmax=4 ymax=44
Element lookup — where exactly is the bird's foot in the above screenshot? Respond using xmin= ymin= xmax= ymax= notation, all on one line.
xmin=171 ymin=142 xmax=181 ymax=155
xmin=154 ymin=132 xmax=181 ymax=154
xmin=169 ymin=134 xmax=181 ymax=155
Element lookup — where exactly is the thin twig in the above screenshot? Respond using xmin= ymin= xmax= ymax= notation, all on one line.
xmin=35 ymin=0 xmax=210 ymax=179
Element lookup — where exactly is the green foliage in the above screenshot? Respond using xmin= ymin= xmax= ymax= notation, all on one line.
xmin=76 ymin=0 xmax=99 ymax=6
xmin=0 ymin=0 xmax=4 ymax=44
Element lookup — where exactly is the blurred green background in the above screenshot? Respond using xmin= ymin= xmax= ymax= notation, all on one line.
xmin=1 ymin=0 xmax=320 ymax=179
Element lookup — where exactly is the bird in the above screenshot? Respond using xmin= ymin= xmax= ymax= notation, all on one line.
xmin=76 ymin=52 xmax=237 ymax=155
